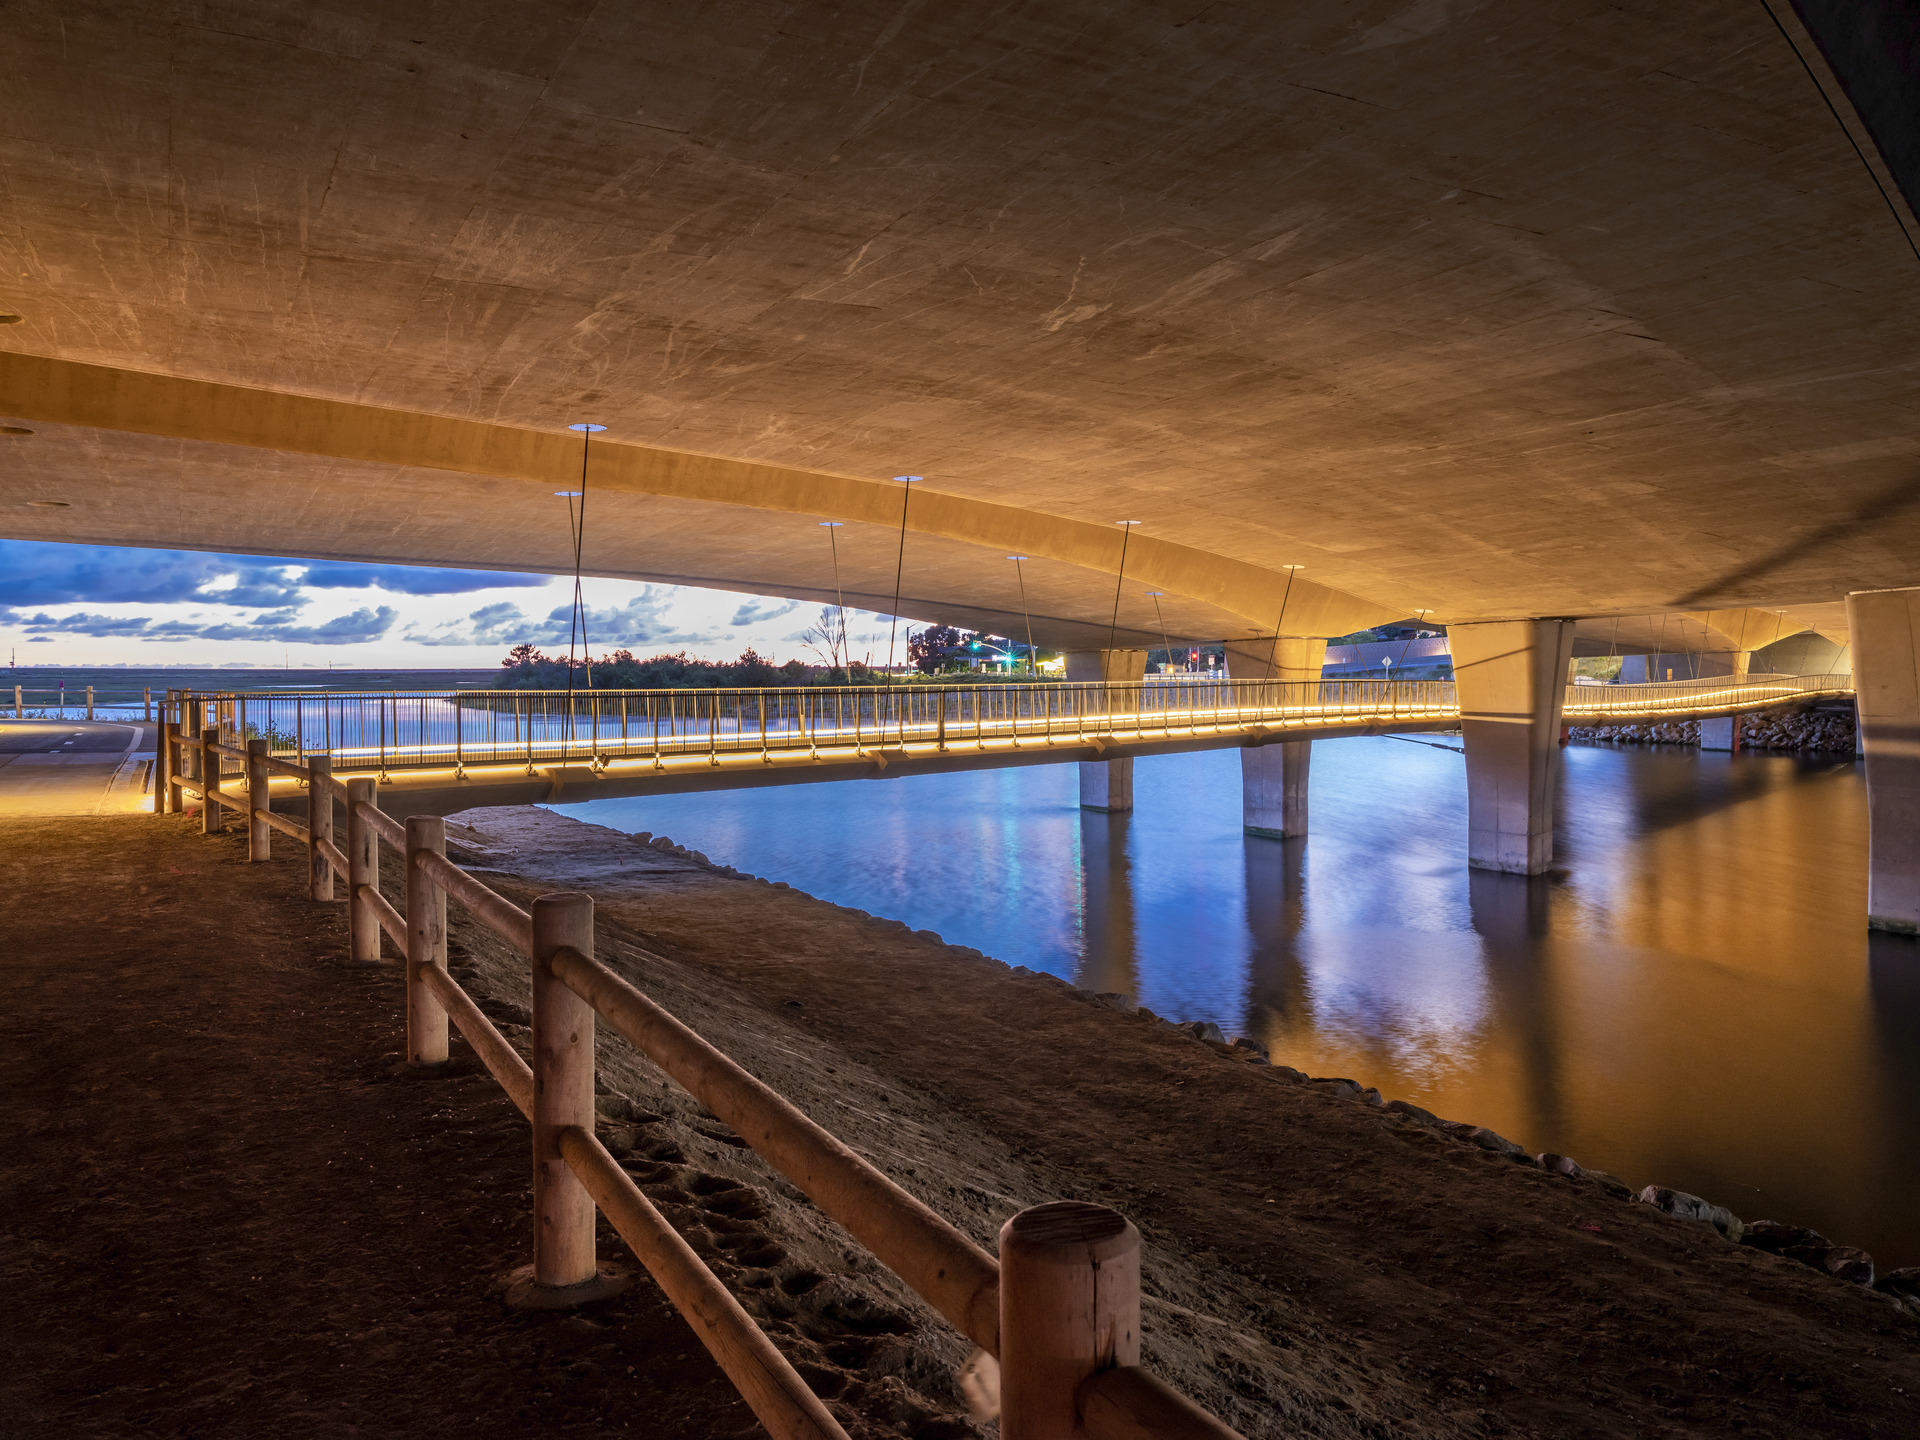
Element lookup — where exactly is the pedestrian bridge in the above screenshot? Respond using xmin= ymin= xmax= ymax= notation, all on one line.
xmin=169 ymin=672 xmax=1854 ymax=816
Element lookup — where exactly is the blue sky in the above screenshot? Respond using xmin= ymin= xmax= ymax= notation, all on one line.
xmin=0 ymin=539 xmax=897 ymax=668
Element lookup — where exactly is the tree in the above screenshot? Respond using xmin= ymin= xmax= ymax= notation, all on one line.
xmin=908 ymin=624 xmax=964 ymax=674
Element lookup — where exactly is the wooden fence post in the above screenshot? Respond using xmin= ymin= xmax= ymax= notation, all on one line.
xmin=86 ymin=685 xmax=94 ymax=720
xmin=155 ymin=718 xmax=173 ymax=815
xmin=405 ymin=815 xmax=449 ymax=1068
xmin=526 ymin=891 xmax=601 ymax=1297
xmin=247 ymin=738 xmax=270 ymax=862
xmin=998 ymin=1202 xmax=1141 ymax=1440
xmin=346 ymin=777 xmax=381 ymax=964
xmin=308 ymin=755 xmax=334 ymax=901
xmin=201 ymin=718 xmax=222 ymax=836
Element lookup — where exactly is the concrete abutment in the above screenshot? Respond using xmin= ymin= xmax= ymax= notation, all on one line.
xmin=1449 ymin=620 xmax=1577 ymax=876
xmin=1846 ymin=587 xmax=1920 ymax=932
xmin=1065 ymin=650 xmax=1146 ymax=812
xmin=1224 ymin=639 xmax=1328 ymax=838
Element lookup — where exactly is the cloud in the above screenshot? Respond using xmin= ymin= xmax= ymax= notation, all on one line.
xmin=405 ymin=589 xmax=717 ymax=652
xmin=9 ymin=606 xmax=398 ymax=645
xmin=729 ymin=598 xmax=801 ymax=627
xmin=0 ymin=539 xmax=547 ymax=609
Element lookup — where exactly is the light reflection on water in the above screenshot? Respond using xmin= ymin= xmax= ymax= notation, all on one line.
xmin=555 ymin=737 xmax=1920 ymax=1267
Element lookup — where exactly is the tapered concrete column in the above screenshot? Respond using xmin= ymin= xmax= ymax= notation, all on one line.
xmin=1224 ymin=638 xmax=1328 ymax=837
xmin=1846 ymin=588 xmax=1920 ymax=932
xmin=1450 ymin=620 xmax=1576 ymax=875
xmin=1066 ymin=649 xmax=1147 ymax=812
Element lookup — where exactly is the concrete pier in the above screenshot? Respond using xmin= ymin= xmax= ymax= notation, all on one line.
xmin=1449 ymin=620 xmax=1577 ymax=875
xmin=1224 ymin=639 xmax=1328 ymax=838
xmin=1066 ymin=650 xmax=1146 ymax=812
xmin=1846 ymin=587 xmax=1920 ymax=932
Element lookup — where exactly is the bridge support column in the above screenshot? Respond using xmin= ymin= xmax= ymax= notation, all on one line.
xmin=1224 ymin=639 xmax=1328 ymax=837
xmin=1066 ymin=650 xmax=1147 ymax=812
xmin=1450 ymin=619 xmax=1576 ymax=875
xmin=1845 ymin=588 xmax=1920 ymax=932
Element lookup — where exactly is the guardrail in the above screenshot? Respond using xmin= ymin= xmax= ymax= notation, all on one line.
xmin=10 ymin=684 xmax=158 ymax=721
xmin=154 ymin=674 xmax=1855 ymax=780
xmin=151 ymin=718 xmax=1244 ymax=1440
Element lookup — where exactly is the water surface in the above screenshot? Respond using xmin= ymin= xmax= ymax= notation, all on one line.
xmin=557 ymin=737 xmax=1920 ymax=1267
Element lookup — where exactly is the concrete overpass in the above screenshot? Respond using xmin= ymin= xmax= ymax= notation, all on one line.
xmin=6 ymin=2 xmax=1920 ymax=915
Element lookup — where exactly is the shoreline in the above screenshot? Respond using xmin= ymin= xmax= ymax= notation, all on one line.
xmin=431 ymin=803 xmax=1918 ymax=1438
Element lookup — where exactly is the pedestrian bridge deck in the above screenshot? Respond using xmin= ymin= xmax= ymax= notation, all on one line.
xmin=176 ymin=673 xmax=1854 ymax=815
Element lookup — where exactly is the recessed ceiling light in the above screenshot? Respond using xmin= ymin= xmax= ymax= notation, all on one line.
xmin=0 ymin=314 xmax=22 ymax=325
xmin=1 ymin=425 xmax=31 ymax=436
xmin=28 ymin=499 xmax=69 ymax=508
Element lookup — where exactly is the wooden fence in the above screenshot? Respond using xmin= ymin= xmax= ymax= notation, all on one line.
xmin=153 ymin=703 xmax=1245 ymax=1440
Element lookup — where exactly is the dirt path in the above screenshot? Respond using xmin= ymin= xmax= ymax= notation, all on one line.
xmin=4 ymin=805 xmax=1918 ymax=1440
xmin=0 ymin=814 xmax=754 ymax=1440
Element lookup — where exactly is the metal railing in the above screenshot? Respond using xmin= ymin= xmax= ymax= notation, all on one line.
xmin=155 ymin=673 xmax=1854 ymax=777
xmin=150 ymin=726 xmax=1244 ymax=1440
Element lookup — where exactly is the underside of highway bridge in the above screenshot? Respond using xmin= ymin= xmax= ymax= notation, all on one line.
xmin=5 ymin=1 xmax=1920 ymax=896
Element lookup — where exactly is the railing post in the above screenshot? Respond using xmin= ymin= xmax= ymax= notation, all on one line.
xmin=999 ymin=1201 xmax=1141 ymax=1440
xmin=405 ymin=815 xmax=449 ymax=1068
xmin=154 ymin=717 xmax=173 ymax=815
xmin=308 ymin=755 xmax=334 ymax=901
xmin=530 ymin=892 xmax=600 ymax=1290
xmin=346 ymin=777 xmax=381 ymax=964
xmin=201 ymin=718 xmax=222 ymax=835
xmin=86 ymin=685 xmax=94 ymax=720
xmin=12 ymin=684 xmax=19 ymax=718
xmin=247 ymin=737 xmax=271 ymax=861
xmin=144 ymin=687 xmax=151 ymax=722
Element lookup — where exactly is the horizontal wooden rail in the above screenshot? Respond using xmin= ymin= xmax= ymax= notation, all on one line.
xmin=558 ymin=1126 xmax=851 ymax=1440
xmin=415 ymin=964 xmax=533 ymax=1117
xmin=208 ymin=740 xmax=249 ymax=761
xmin=412 ymin=849 xmax=534 ymax=955
xmin=259 ymin=753 xmax=313 ymax=781
xmin=358 ymin=883 xmax=407 ymax=952
xmin=257 ymin=808 xmax=307 ymax=843
xmin=315 ymin=836 xmax=349 ymax=878
xmin=548 ymin=942 xmax=1002 ymax=1354
xmin=210 ymin=788 xmax=249 ymax=813
xmin=1080 ymin=1366 xmax=1245 ymax=1440
xmin=353 ymin=798 xmax=406 ymax=848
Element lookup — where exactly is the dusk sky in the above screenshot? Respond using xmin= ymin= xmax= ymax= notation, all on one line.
xmin=0 ymin=538 xmax=902 ymax=669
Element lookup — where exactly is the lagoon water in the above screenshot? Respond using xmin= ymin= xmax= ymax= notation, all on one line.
xmin=557 ymin=736 xmax=1920 ymax=1268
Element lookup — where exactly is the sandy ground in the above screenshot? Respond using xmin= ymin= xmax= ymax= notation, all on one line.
xmin=4 ymin=802 xmax=1918 ymax=1440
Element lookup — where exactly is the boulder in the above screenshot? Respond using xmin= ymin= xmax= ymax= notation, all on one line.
xmin=1385 ymin=1099 xmax=1439 ymax=1126
xmin=1874 ymin=1267 xmax=1920 ymax=1307
xmin=1443 ymin=1123 xmax=1528 ymax=1160
xmin=1741 ymin=1220 xmax=1826 ymax=1255
xmin=1229 ymin=1037 xmax=1269 ymax=1058
xmin=1090 ymin=992 xmax=1135 ymax=1014
xmin=649 ymin=835 xmax=676 ymax=850
xmin=1272 ymin=1065 xmax=1309 ymax=1083
xmin=1537 ymin=1153 xmax=1583 ymax=1176
xmin=1821 ymin=1246 xmax=1876 ymax=1286
xmin=1177 ymin=1020 xmax=1227 ymax=1045
xmin=1313 ymin=1078 xmax=1363 ymax=1100
xmin=1637 ymin=1186 xmax=1743 ymax=1242
xmin=1357 ymin=1087 xmax=1384 ymax=1107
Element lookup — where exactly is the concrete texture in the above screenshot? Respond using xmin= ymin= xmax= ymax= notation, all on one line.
xmin=1450 ymin=620 xmax=1578 ymax=875
xmin=1846 ymin=586 xmax=1920 ymax=931
xmin=1066 ymin=648 xmax=1146 ymax=811
xmin=1225 ymin=639 xmax=1328 ymax=838
xmin=3 ymin=2 xmax=1919 ymax=644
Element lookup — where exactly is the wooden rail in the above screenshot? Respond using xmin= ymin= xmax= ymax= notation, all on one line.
xmin=150 ymin=703 xmax=1247 ymax=1440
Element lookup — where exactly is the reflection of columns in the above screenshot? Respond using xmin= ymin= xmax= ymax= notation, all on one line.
xmin=1076 ymin=811 xmax=1137 ymax=995
xmin=1450 ymin=620 xmax=1576 ymax=875
xmin=1066 ymin=649 xmax=1147 ymax=812
xmin=1467 ymin=869 xmax=1564 ymax=1141
xmin=1242 ymin=834 xmax=1309 ymax=1037
xmin=1223 ymin=638 xmax=1328 ymax=838
xmin=1846 ymin=588 xmax=1920 ymax=931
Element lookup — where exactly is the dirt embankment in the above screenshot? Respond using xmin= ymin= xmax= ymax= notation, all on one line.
xmin=4 ymin=807 xmax=1918 ymax=1440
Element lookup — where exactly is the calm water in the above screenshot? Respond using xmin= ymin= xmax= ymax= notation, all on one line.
xmin=556 ymin=738 xmax=1920 ymax=1268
